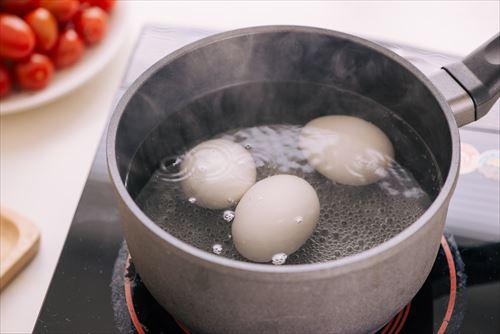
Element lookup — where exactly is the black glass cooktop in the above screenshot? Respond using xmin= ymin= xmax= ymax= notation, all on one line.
xmin=33 ymin=25 xmax=500 ymax=334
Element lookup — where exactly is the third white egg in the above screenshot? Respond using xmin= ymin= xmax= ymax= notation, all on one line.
xmin=299 ymin=115 xmax=394 ymax=186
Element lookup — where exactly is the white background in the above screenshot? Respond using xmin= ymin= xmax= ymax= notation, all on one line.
xmin=1 ymin=1 xmax=499 ymax=333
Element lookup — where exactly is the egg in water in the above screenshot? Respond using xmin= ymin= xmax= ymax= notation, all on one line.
xmin=299 ymin=115 xmax=394 ymax=186
xmin=181 ymin=139 xmax=256 ymax=209
xmin=232 ymin=174 xmax=320 ymax=263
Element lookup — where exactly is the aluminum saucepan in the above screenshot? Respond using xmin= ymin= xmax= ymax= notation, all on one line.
xmin=107 ymin=26 xmax=499 ymax=334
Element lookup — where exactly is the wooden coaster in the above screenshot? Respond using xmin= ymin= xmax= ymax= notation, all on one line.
xmin=1 ymin=207 xmax=40 ymax=291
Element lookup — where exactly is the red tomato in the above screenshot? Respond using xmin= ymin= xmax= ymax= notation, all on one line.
xmin=40 ymin=0 xmax=79 ymax=23
xmin=14 ymin=53 xmax=54 ymax=90
xmin=75 ymin=6 xmax=107 ymax=45
xmin=82 ymin=0 xmax=114 ymax=12
xmin=0 ymin=14 xmax=36 ymax=60
xmin=51 ymin=29 xmax=84 ymax=68
xmin=0 ymin=63 xmax=12 ymax=97
xmin=0 ymin=0 xmax=40 ymax=15
xmin=24 ymin=8 xmax=58 ymax=52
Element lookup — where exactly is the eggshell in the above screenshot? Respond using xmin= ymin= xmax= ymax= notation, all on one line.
xmin=299 ymin=115 xmax=394 ymax=186
xmin=232 ymin=174 xmax=320 ymax=262
xmin=181 ymin=139 xmax=256 ymax=209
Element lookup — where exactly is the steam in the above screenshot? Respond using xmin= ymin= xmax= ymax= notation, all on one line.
xmin=116 ymin=29 xmax=443 ymax=200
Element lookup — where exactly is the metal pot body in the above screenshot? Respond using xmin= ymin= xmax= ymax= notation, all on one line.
xmin=119 ymin=198 xmax=450 ymax=334
xmin=107 ymin=26 xmax=460 ymax=334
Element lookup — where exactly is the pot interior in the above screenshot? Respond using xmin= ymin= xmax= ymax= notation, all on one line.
xmin=113 ymin=28 xmax=453 ymax=261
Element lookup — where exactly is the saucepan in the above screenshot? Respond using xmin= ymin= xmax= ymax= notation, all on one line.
xmin=107 ymin=26 xmax=499 ymax=334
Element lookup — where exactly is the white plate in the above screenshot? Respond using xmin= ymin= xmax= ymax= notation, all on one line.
xmin=0 ymin=3 xmax=128 ymax=115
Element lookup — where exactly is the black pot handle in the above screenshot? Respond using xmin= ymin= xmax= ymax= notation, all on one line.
xmin=443 ymin=33 xmax=500 ymax=121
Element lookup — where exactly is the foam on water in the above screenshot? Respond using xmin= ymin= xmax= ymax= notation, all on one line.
xmin=136 ymin=123 xmax=435 ymax=265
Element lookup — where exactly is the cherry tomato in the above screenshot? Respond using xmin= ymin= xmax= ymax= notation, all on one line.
xmin=0 ymin=14 xmax=36 ymax=60
xmin=0 ymin=63 xmax=12 ymax=97
xmin=51 ymin=29 xmax=84 ymax=68
xmin=82 ymin=0 xmax=114 ymax=12
xmin=75 ymin=6 xmax=107 ymax=45
xmin=14 ymin=53 xmax=54 ymax=90
xmin=24 ymin=8 xmax=58 ymax=52
xmin=0 ymin=0 xmax=40 ymax=15
xmin=40 ymin=0 xmax=79 ymax=23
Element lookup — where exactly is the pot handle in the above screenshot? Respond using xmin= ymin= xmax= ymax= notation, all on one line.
xmin=430 ymin=33 xmax=500 ymax=127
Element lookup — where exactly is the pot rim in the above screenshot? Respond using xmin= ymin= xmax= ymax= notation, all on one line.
xmin=106 ymin=25 xmax=460 ymax=275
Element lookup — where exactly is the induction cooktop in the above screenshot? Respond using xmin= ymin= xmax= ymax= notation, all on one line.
xmin=33 ymin=25 xmax=500 ymax=334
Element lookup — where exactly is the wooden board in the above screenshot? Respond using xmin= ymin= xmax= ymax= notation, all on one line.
xmin=1 ymin=207 xmax=40 ymax=291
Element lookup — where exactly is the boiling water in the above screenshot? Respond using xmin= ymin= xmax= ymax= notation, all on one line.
xmin=134 ymin=83 xmax=441 ymax=265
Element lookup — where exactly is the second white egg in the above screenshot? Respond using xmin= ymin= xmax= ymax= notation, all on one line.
xmin=232 ymin=174 xmax=320 ymax=263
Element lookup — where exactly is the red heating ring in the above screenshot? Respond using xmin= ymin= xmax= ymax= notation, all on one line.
xmin=125 ymin=236 xmax=457 ymax=334
xmin=437 ymin=235 xmax=457 ymax=334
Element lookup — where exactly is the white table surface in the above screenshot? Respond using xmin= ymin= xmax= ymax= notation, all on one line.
xmin=1 ymin=1 xmax=498 ymax=333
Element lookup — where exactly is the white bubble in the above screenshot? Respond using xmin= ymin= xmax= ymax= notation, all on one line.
xmin=212 ymin=244 xmax=223 ymax=255
xmin=223 ymin=210 xmax=235 ymax=222
xmin=294 ymin=216 xmax=304 ymax=224
xmin=173 ymin=157 xmax=182 ymax=166
xmin=271 ymin=253 xmax=287 ymax=265
xmin=188 ymin=197 xmax=197 ymax=204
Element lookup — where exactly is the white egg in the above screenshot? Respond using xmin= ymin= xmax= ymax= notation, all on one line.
xmin=232 ymin=175 xmax=320 ymax=262
xmin=299 ymin=115 xmax=394 ymax=186
xmin=181 ymin=139 xmax=256 ymax=209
